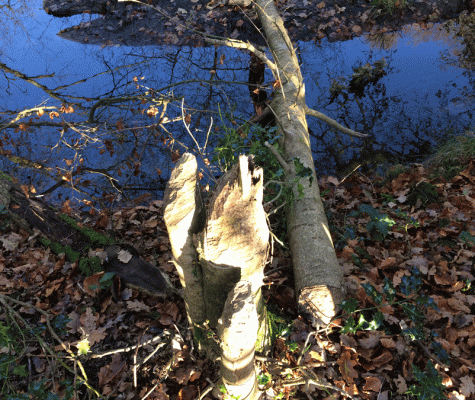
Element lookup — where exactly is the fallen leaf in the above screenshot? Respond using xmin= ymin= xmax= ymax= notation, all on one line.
xmin=98 ymin=354 xmax=127 ymax=388
xmin=460 ymin=375 xmax=475 ymax=397
xmin=363 ymin=376 xmax=382 ymax=392
xmin=83 ymin=272 xmax=106 ymax=297
xmin=394 ymin=374 xmax=408 ymax=394
xmin=337 ymin=351 xmax=358 ymax=383
xmin=127 ymin=300 xmax=151 ymax=312
xmin=117 ymin=250 xmax=133 ymax=263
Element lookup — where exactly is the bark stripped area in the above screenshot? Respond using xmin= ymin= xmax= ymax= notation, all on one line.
xmin=215 ymin=281 xmax=259 ymax=400
xmin=163 ymin=154 xmax=269 ymax=361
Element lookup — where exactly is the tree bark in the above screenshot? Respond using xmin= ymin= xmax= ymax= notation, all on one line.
xmin=254 ymin=0 xmax=344 ymax=326
xmin=215 ymin=281 xmax=259 ymax=400
xmin=163 ymin=154 xmax=270 ymax=356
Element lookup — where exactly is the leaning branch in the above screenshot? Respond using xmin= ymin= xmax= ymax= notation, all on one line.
xmin=305 ymin=106 xmax=369 ymax=138
xmin=205 ymin=37 xmax=277 ymax=75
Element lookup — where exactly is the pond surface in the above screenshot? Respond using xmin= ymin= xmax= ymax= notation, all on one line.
xmin=1 ymin=2 xmax=474 ymax=207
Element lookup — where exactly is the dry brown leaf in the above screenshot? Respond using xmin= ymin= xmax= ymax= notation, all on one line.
xmin=126 ymin=300 xmax=151 ymax=312
xmin=340 ymin=334 xmax=358 ymax=350
xmin=460 ymin=375 xmax=475 ymax=397
xmin=337 ymin=351 xmax=358 ymax=383
xmin=117 ymin=250 xmax=133 ymax=263
xmin=447 ymin=297 xmax=471 ymax=313
xmin=98 ymin=354 xmax=127 ymax=388
xmin=66 ymin=311 xmax=81 ymax=334
xmin=358 ymin=331 xmax=381 ymax=350
xmin=394 ymin=374 xmax=408 ymax=394
xmin=80 ymin=307 xmax=107 ymax=345
xmin=173 ymin=366 xmax=202 ymax=384
xmin=177 ymin=386 xmax=197 ymax=400
xmin=83 ymin=272 xmax=105 ymax=297
xmin=380 ymin=337 xmax=396 ymax=349
xmin=363 ymin=376 xmax=382 ymax=392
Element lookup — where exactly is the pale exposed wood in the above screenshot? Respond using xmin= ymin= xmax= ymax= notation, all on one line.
xmin=163 ymin=153 xmax=207 ymax=325
xmin=215 ymin=281 xmax=260 ymax=400
xmin=164 ymin=154 xmax=270 ymax=360
xmin=195 ymin=155 xmax=269 ymax=340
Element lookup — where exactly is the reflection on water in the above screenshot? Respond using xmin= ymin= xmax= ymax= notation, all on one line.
xmin=1 ymin=2 xmax=474 ymax=208
xmin=303 ymin=23 xmax=474 ymax=174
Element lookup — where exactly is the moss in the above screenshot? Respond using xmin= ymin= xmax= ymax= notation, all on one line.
xmin=407 ymin=181 xmax=440 ymax=208
xmin=265 ymin=307 xmax=291 ymax=349
xmin=0 ymin=169 xmax=13 ymax=182
xmin=424 ymin=130 xmax=475 ymax=180
xmin=59 ymin=214 xmax=116 ymax=246
xmin=39 ymin=237 xmax=80 ymax=263
xmin=78 ymin=257 xmax=102 ymax=277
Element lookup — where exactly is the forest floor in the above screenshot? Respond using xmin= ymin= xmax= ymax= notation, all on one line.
xmin=50 ymin=0 xmax=473 ymax=46
xmin=1 ymin=150 xmax=475 ymax=399
xmin=1 ymin=1 xmax=475 ymax=399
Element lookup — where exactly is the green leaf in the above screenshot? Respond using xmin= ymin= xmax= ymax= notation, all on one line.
xmin=257 ymin=373 xmax=271 ymax=385
xmin=341 ymin=315 xmax=356 ymax=334
xmin=431 ymin=342 xmax=450 ymax=366
xmin=13 ymin=364 xmax=28 ymax=377
xmin=340 ymin=298 xmax=358 ymax=313
xmin=399 ymin=267 xmax=422 ymax=295
xmin=382 ymin=278 xmax=396 ymax=302
xmin=52 ymin=315 xmax=71 ymax=335
xmin=5 ymin=394 xmax=30 ymax=400
xmin=0 ymin=322 xmax=12 ymax=347
xmin=369 ymin=311 xmax=385 ymax=330
xmin=406 ymin=361 xmax=445 ymax=400
xmin=361 ymin=283 xmax=382 ymax=305
xmin=286 ymin=340 xmax=299 ymax=352
xmin=218 ymin=384 xmax=227 ymax=394
xmin=359 ymin=204 xmax=380 ymax=220
xmin=402 ymin=326 xmax=425 ymax=341
xmin=99 ymin=272 xmax=116 ymax=283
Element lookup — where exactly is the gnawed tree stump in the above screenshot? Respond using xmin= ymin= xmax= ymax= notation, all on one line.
xmin=215 ymin=281 xmax=259 ymax=400
xmin=163 ymin=154 xmax=207 ymax=325
xmin=163 ymin=154 xmax=269 ymax=359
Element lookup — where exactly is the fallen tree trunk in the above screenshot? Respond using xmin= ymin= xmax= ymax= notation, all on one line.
xmin=203 ymin=0 xmax=351 ymax=327
xmin=0 ymin=172 xmax=175 ymax=297
xmin=254 ymin=0 xmax=344 ymax=326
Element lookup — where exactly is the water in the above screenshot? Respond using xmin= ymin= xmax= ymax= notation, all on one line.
xmin=1 ymin=2 xmax=473 ymax=207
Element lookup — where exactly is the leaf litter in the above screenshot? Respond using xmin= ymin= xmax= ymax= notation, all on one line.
xmin=1 ymin=158 xmax=474 ymax=398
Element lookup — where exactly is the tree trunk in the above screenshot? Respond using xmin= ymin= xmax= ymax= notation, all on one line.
xmin=254 ymin=0 xmax=344 ymax=326
xmin=0 ymin=171 xmax=176 ymax=298
xmin=163 ymin=154 xmax=270 ymax=359
xmin=215 ymin=280 xmax=260 ymax=400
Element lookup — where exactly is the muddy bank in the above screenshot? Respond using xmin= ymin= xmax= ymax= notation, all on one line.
xmin=46 ymin=0 xmax=473 ymax=46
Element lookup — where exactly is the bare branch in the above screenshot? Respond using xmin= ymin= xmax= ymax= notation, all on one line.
xmin=264 ymin=141 xmax=291 ymax=174
xmin=305 ymin=106 xmax=369 ymax=138
xmin=205 ymin=37 xmax=277 ymax=74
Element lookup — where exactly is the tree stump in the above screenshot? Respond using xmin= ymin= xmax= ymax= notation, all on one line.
xmin=163 ymin=154 xmax=269 ymax=357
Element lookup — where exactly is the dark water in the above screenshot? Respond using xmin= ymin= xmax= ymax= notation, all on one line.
xmin=1 ymin=3 xmax=473 ymax=207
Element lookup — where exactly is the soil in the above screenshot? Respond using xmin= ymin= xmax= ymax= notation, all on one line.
xmin=50 ymin=0 xmax=474 ymax=47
